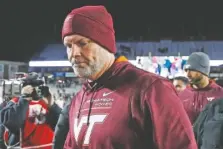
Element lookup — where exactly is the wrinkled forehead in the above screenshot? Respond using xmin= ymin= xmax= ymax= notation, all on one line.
xmin=63 ymin=34 xmax=89 ymax=44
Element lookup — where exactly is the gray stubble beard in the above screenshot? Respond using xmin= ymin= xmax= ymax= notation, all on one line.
xmin=73 ymin=59 xmax=105 ymax=79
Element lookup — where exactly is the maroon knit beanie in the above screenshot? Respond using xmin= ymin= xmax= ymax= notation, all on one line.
xmin=62 ymin=5 xmax=116 ymax=53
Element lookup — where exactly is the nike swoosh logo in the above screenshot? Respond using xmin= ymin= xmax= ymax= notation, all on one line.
xmin=207 ymin=97 xmax=214 ymax=101
xmin=103 ymin=91 xmax=115 ymax=97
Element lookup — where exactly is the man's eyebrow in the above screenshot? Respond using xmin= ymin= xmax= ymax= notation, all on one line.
xmin=77 ymin=38 xmax=85 ymax=43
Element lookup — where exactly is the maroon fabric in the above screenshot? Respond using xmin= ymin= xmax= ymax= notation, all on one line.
xmin=179 ymin=81 xmax=223 ymax=123
xmin=64 ymin=61 xmax=197 ymax=149
xmin=62 ymin=5 xmax=116 ymax=53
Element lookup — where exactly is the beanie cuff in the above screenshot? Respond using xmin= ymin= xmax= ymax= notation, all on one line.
xmin=185 ymin=67 xmax=209 ymax=76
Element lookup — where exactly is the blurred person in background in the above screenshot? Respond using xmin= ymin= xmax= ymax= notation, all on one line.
xmin=173 ymin=76 xmax=189 ymax=92
xmin=0 ymin=101 xmax=7 ymax=149
xmin=53 ymin=5 xmax=197 ymax=149
xmin=0 ymin=85 xmax=61 ymax=149
xmin=136 ymin=58 xmax=143 ymax=69
xmin=179 ymin=52 xmax=223 ymax=123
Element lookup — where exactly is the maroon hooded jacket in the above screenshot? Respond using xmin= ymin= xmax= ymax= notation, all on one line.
xmin=179 ymin=81 xmax=223 ymax=123
xmin=64 ymin=58 xmax=197 ymax=149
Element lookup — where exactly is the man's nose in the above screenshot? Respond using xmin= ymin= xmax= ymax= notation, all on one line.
xmin=68 ymin=44 xmax=81 ymax=60
xmin=71 ymin=44 xmax=82 ymax=56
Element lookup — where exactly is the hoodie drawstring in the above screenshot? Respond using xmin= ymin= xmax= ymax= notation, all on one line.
xmin=87 ymin=89 xmax=97 ymax=125
xmin=77 ymin=83 xmax=98 ymax=125
xmin=77 ymin=91 xmax=86 ymax=119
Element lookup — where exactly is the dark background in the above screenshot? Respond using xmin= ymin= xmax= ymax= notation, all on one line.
xmin=0 ymin=1 xmax=222 ymax=62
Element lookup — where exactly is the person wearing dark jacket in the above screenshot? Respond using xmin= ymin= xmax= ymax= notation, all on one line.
xmin=179 ymin=52 xmax=223 ymax=123
xmin=0 ymin=101 xmax=7 ymax=149
xmin=55 ymin=5 xmax=197 ymax=149
xmin=193 ymin=97 xmax=223 ymax=149
xmin=0 ymin=85 xmax=61 ymax=149
xmin=52 ymin=101 xmax=70 ymax=149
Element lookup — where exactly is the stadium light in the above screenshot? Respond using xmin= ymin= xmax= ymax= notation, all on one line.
xmin=29 ymin=59 xmax=223 ymax=67
xmin=29 ymin=61 xmax=72 ymax=67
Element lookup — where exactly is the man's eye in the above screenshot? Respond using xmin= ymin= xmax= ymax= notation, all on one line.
xmin=78 ymin=41 xmax=87 ymax=47
xmin=65 ymin=43 xmax=72 ymax=48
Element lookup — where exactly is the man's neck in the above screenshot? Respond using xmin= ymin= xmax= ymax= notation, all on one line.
xmin=196 ymin=77 xmax=210 ymax=89
xmin=89 ymin=57 xmax=115 ymax=81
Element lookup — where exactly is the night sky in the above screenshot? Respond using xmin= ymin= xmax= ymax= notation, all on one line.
xmin=0 ymin=1 xmax=222 ymax=62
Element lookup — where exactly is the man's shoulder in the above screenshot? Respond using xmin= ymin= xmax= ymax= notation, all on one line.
xmin=137 ymin=70 xmax=171 ymax=89
xmin=123 ymin=67 xmax=175 ymax=99
xmin=204 ymin=82 xmax=223 ymax=98
xmin=123 ymin=64 xmax=169 ymax=85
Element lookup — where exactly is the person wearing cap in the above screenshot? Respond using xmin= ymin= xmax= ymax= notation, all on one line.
xmin=54 ymin=5 xmax=197 ymax=149
xmin=179 ymin=52 xmax=223 ymax=123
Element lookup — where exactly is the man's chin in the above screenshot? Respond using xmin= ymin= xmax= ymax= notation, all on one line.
xmin=73 ymin=64 xmax=86 ymax=68
xmin=189 ymin=80 xmax=195 ymax=84
xmin=190 ymin=80 xmax=200 ymax=86
xmin=73 ymin=68 xmax=92 ymax=78
xmin=188 ymin=78 xmax=194 ymax=83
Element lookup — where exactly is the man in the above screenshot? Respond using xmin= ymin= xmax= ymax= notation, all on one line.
xmin=55 ymin=5 xmax=197 ymax=149
xmin=0 ymin=85 xmax=61 ymax=149
xmin=173 ymin=76 xmax=189 ymax=92
xmin=179 ymin=52 xmax=223 ymax=123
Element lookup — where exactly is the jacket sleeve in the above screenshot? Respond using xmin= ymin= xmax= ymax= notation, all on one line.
xmin=52 ymin=102 xmax=70 ymax=149
xmin=193 ymin=107 xmax=208 ymax=148
xmin=0 ymin=102 xmax=6 ymax=149
xmin=0 ymin=98 xmax=29 ymax=133
xmin=0 ymin=123 xmax=6 ymax=149
xmin=46 ymin=103 xmax=62 ymax=130
xmin=145 ymin=79 xmax=197 ymax=149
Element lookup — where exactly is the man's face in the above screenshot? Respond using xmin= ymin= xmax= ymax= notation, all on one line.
xmin=185 ymin=70 xmax=203 ymax=85
xmin=173 ymin=80 xmax=187 ymax=92
xmin=63 ymin=34 xmax=108 ymax=79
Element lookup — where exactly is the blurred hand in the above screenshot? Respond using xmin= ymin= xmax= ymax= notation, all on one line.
xmin=21 ymin=85 xmax=33 ymax=101
xmin=42 ymin=87 xmax=54 ymax=107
